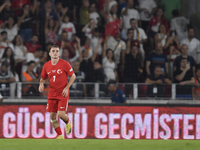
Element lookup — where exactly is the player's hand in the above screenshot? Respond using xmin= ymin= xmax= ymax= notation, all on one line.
xmin=62 ymin=88 xmax=69 ymax=97
xmin=39 ymin=84 xmax=44 ymax=93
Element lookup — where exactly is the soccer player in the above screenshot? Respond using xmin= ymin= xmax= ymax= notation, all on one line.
xmin=39 ymin=45 xmax=76 ymax=139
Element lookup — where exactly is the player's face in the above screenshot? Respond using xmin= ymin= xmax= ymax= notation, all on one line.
xmin=49 ymin=48 xmax=60 ymax=59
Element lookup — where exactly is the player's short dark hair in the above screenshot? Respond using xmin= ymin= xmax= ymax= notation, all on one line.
xmin=130 ymin=18 xmax=136 ymax=23
xmin=27 ymin=60 xmax=35 ymax=66
xmin=49 ymin=45 xmax=60 ymax=52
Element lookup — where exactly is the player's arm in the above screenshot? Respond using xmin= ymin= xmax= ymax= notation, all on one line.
xmin=62 ymin=73 xmax=76 ymax=97
xmin=39 ymin=78 xmax=45 ymax=93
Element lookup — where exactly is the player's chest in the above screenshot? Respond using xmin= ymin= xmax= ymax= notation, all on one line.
xmin=46 ymin=67 xmax=65 ymax=78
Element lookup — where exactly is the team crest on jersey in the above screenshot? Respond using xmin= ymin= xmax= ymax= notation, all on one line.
xmin=52 ymin=70 xmax=56 ymax=73
xmin=57 ymin=69 xmax=62 ymax=74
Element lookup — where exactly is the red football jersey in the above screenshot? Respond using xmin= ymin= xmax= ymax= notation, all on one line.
xmin=41 ymin=59 xmax=74 ymax=99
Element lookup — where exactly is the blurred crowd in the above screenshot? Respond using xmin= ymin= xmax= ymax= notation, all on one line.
xmin=0 ymin=0 xmax=200 ymax=99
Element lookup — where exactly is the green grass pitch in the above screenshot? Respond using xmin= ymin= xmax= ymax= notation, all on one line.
xmin=0 ymin=139 xmax=199 ymax=150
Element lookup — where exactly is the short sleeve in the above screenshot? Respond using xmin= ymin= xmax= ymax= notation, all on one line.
xmin=41 ymin=64 xmax=47 ymax=80
xmin=65 ymin=61 xmax=74 ymax=76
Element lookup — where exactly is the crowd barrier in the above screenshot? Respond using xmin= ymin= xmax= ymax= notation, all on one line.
xmin=1 ymin=104 xmax=200 ymax=139
xmin=0 ymin=82 xmax=197 ymax=100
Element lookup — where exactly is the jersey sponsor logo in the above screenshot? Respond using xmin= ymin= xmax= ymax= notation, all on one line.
xmin=70 ymin=68 xmax=73 ymax=72
xmin=60 ymin=107 xmax=65 ymax=109
xmin=52 ymin=70 xmax=56 ymax=73
xmin=57 ymin=69 xmax=62 ymax=74
xmin=47 ymin=71 xmax=51 ymax=74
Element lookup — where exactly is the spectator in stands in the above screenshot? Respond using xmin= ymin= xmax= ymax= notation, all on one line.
xmin=57 ymin=31 xmax=76 ymax=58
xmin=82 ymin=19 xmax=96 ymax=39
xmin=105 ymin=0 xmax=119 ymax=23
xmin=147 ymin=7 xmax=168 ymax=49
xmin=54 ymin=0 xmax=68 ymax=20
xmin=181 ymin=27 xmax=200 ymax=64
xmin=193 ymin=67 xmax=200 ymax=100
xmin=103 ymin=36 xmax=118 ymax=82
xmin=21 ymin=60 xmax=39 ymax=96
xmin=94 ymin=60 xmax=106 ymax=83
xmin=145 ymin=65 xmax=171 ymax=98
xmin=168 ymin=44 xmax=181 ymax=80
xmin=160 ymin=0 xmax=181 ymax=21
xmin=80 ymin=38 xmax=102 ymax=96
xmin=3 ymin=16 xmax=19 ymax=42
xmin=146 ymin=42 xmax=168 ymax=76
xmin=174 ymin=58 xmax=195 ymax=98
xmin=22 ymin=47 xmax=44 ymax=73
xmin=0 ymin=31 xmax=14 ymax=59
xmin=13 ymin=35 xmax=28 ymax=79
xmin=0 ymin=0 xmax=14 ymax=21
xmin=37 ymin=0 xmax=58 ymax=48
xmin=79 ymin=0 xmax=90 ymax=26
xmin=0 ymin=61 xmax=15 ymax=97
xmin=155 ymin=24 xmax=168 ymax=48
xmin=170 ymin=9 xmax=189 ymax=42
xmin=45 ymin=16 xmax=59 ymax=45
xmin=106 ymin=29 xmax=126 ymax=74
xmin=11 ymin=0 xmax=33 ymax=16
xmin=25 ymin=34 xmax=42 ymax=53
xmin=163 ymin=31 xmax=181 ymax=56
xmin=1 ymin=47 xmax=16 ymax=76
xmin=130 ymin=18 xmax=147 ymax=61
xmin=90 ymin=28 xmax=103 ymax=60
xmin=70 ymin=61 xmax=87 ymax=98
xmin=89 ymin=2 xmax=100 ymax=26
xmin=17 ymin=3 xmax=37 ymax=42
xmin=124 ymin=38 xmax=143 ymax=96
xmin=122 ymin=0 xmax=141 ymax=32
xmin=173 ymin=44 xmax=196 ymax=77
xmin=107 ymin=79 xmax=126 ymax=103
xmin=81 ymin=36 xmax=93 ymax=59
xmin=60 ymin=37 xmax=81 ymax=65
xmin=58 ymin=15 xmax=76 ymax=41
xmin=21 ymin=60 xmax=39 ymax=82
xmin=137 ymin=0 xmax=157 ymax=32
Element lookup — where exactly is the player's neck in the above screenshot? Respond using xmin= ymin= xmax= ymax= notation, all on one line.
xmin=51 ymin=58 xmax=59 ymax=65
